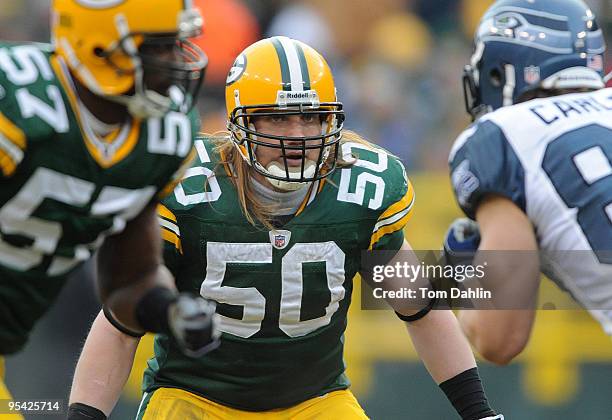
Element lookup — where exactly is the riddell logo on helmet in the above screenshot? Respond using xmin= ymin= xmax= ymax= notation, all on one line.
xmin=285 ymin=92 xmax=310 ymax=99
xmin=276 ymin=90 xmax=320 ymax=107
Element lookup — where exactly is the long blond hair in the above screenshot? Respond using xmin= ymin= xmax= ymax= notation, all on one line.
xmin=209 ymin=130 xmax=376 ymax=229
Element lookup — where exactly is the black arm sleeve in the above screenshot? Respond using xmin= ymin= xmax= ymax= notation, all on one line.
xmin=67 ymin=403 xmax=107 ymax=420
xmin=439 ymin=367 xmax=497 ymax=420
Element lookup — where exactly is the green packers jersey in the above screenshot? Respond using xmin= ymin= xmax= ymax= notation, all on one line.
xmin=0 ymin=42 xmax=199 ymax=354
xmin=144 ymin=135 xmax=415 ymax=411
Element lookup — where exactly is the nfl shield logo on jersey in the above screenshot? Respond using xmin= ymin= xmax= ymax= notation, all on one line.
xmin=270 ymin=230 xmax=291 ymax=250
xmin=524 ymin=65 xmax=540 ymax=85
xmin=451 ymin=159 xmax=480 ymax=207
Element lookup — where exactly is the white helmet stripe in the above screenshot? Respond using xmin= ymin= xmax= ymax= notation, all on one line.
xmin=277 ymin=36 xmax=304 ymax=92
xmin=74 ymin=0 xmax=126 ymax=9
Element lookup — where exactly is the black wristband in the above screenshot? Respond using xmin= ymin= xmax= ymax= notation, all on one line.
xmin=395 ymin=293 xmax=437 ymax=323
xmin=67 ymin=403 xmax=107 ymax=420
xmin=439 ymin=367 xmax=496 ymax=420
xmin=103 ymin=305 xmax=145 ymax=338
xmin=135 ymin=286 xmax=177 ymax=334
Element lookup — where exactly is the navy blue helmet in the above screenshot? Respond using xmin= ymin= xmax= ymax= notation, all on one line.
xmin=463 ymin=0 xmax=607 ymax=120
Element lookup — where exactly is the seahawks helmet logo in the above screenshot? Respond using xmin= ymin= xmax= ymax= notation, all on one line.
xmin=494 ymin=13 xmax=520 ymax=30
xmin=74 ymin=0 xmax=126 ymax=8
xmin=226 ymin=54 xmax=247 ymax=86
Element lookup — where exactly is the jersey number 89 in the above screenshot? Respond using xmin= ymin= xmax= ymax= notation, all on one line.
xmin=542 ymin=124 xmax=612 ymax=264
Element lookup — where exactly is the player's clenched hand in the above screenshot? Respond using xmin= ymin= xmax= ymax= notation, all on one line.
xmin=443 ymin=218 xmax=481 ymax=267
xmin=168 ymin=294 xmax=221 ymax=358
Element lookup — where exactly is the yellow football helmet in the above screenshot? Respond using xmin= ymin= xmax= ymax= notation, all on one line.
xmin=52 ymin=0 xmax=207 ymax=118
xmin=225 ymin=36 xmax=344 ymax=190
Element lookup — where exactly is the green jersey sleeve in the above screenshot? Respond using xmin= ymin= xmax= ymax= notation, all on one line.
xmin=0 ymin=43 xmax=58 ymax=178
xmin=368 ymin=170 xmax=414 ymax=252
xmin=155 ymin=107 xmax=202 ymax=199
xmin=336 ymin=140 xmax=415 ymax=252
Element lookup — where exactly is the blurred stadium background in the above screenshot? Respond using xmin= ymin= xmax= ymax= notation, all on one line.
xmin=3 ymin=0 xmax=612 ymax=419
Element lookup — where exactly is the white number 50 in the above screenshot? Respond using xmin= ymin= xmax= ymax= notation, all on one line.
xmin=201 ymin=241 xmax=346 ymax=338
xmin=337 ymin=142 xmax=387 ymax=210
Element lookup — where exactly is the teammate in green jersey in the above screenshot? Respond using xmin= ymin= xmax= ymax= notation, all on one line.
xmin=0 ymin=1 xmax=220 ymax=413
xmin=69 ymin=37 xmax=503 ymax=420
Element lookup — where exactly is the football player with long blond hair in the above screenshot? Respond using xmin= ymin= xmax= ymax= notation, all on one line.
xmin=69 ymin=37 xmax=503 ymax=420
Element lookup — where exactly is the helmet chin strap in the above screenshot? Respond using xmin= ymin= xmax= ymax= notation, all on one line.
xmin=265 ymin=160 xmax=316 ymax=191
xmin=502 ymin=64 xmax=516 ymax=107
xmin=103 ymin=67 xmax=174 ymax=119
xmin=112 ymin=88 xmax=173 ymax=119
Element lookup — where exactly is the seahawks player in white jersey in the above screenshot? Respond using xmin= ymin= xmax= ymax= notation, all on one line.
xmin=444 ymin=0 xmax=612 ymax=364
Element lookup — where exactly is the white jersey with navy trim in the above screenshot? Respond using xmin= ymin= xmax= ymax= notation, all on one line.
xmin=449 ymin=87 xmax=612 ymax=334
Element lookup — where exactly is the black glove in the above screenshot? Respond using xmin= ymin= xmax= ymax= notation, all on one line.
xmin=168 ymin=293 xmax=221 ymax=357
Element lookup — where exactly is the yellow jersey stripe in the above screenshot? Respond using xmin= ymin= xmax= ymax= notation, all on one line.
xmin=0 ymin=133 xmax=23 ymax=176
xmin=0 ymin=112 xmax=26 ymax=149
xmin=104 ymin=126 xmax=122 ymax=143
xmin=368 ymin=210 xmax=413 ymax=250
xmin=157 ymin=204 xmax=177 ymax=223
xmin=376 ymin=181 xmax=414 ymax=223
xmin=157 ymin=148 xmax=197 ymax=199
xmin=372 ymin=193 xmax=415 ymax=234
xmin=51 ymin=55 xmax=140 ymax=168
xmin=158 ymin=178 xmax=181 ymax=200
xmin=0 ymin=133 xmax=24 ymax=163
xmin=161 ymin=227 xmax=182 ymax=254
xmin=0 ymin=150 xmax=17 ymax=176
xmin=105 ymin=122 xmax=140 ymax=166
xmin=158 ymin=217 xmax=180 ymax=237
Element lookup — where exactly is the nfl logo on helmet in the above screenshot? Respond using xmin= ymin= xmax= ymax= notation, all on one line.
xmin=587 ymin=55 xmax=603 ymax=72
xmin=524 ymin=66 xmax=540 ymax=85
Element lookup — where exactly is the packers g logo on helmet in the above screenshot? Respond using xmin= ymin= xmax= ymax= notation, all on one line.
xmin=52 ymin=0 xmax=208 ymax=118
xmin=225 ymin=36 xmax=345 ymax=191
xmin=226 ymin=53 xmax=246 ymax=86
